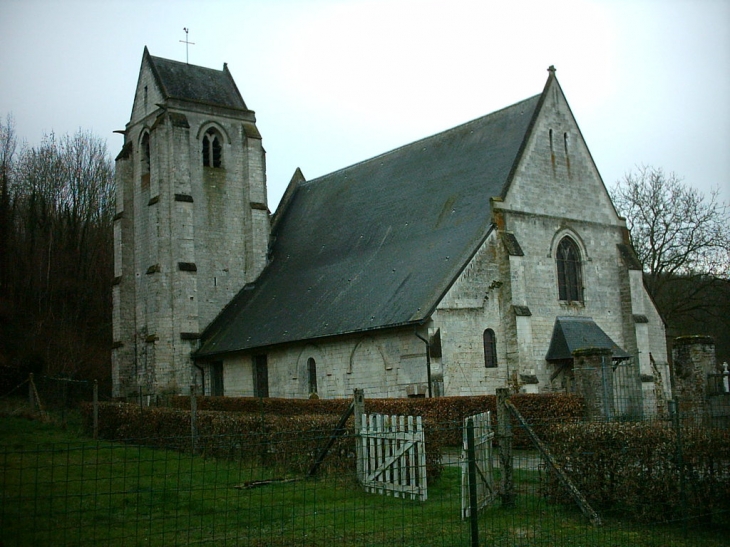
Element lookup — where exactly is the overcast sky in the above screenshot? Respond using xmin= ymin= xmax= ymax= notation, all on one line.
xmin=1 ymin=0 xmax=728 ymax=209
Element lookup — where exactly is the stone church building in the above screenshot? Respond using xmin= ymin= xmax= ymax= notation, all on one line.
xmin=112 ymin=48 xmax=669 ymax=413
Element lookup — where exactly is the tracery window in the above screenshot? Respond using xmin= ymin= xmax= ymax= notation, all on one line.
xmin=557 ymin=237 xmax=583 ymax=302
xmin=483 ymin=329 xmax=497 ymax=368
xmin=202 ymin=128 xmax=222 ymax=168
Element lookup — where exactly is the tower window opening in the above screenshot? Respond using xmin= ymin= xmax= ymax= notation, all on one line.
xmin=202 ymin=129 xmax=222 ymax=168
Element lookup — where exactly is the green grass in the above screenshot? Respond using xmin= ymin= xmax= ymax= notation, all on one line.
xmin=0 ymin=413 xmax=728 ymax=546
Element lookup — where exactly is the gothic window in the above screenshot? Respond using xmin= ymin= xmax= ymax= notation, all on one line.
xmin=202 ymin=128 xmax=222 ymax=168
xmin=557 ymin=236 xmax=583 ymax=302
xmin=307 ymin=358 xmax=318 ymax=395
xmin=253 ymin=354 xmax=269 ymax=398
xmin=483 ymin=329 xmax=498 ymax=368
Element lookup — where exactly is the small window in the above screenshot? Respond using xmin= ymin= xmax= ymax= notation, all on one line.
xmin=253 ymin=354 xmax=269 ymax=398
xmin=307 ymin=357 xmax=318 ymax=395
xmin=557 ymin=237 xmax=582 ymax=302
xmin=202 ymin=129 xmax=222 ymax=168
xmin=483 ymin=329 xmax=497 ymax=368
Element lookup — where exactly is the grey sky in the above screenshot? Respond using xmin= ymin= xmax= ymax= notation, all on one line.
xmin=1 ymin=0 xmax=728 ymax=209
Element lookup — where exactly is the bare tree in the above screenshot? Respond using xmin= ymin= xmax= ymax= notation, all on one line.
xmin=1 ymin=121 xmax=115 ymax=387
xmin=0 ymin=115 xmax=18 ymax=296
xmin=611 ymin=166 xmax=730 ymax=327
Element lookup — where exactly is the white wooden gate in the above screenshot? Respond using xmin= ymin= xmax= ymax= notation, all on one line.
xmin=461 ymin=411 xmax=496 ymax=519
xmin=358 ymin=413 xmax=427 ymax=501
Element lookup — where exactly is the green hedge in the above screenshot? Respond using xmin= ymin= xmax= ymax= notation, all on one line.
xmin=168 ymin=392 xmax=585 ymax=447
xmin=82 ymin=403 xmax=358 ymax=475
xmin=542 ymin=421 xmax=730 ymax=523
xmin=83 ymin=393 xmax=583 ymax=481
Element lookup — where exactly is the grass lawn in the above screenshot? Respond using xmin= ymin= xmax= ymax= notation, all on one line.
xmin=0 ymin=413 xmax=727 ymax=546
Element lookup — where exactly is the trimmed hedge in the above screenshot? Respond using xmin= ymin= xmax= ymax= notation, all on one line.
xmin=543 ymin=421 xmax=730 ymax=523
xmin=168 ymin=393 xmax=585 ymax=447
xmin=82 ymin=403 xmax=358 ymax=475
xmin=83 ymin=393 xmax=584 ymax=482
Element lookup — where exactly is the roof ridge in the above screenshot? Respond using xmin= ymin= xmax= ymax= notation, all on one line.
xmin=148 ymin=53 xmax=224 ymax=73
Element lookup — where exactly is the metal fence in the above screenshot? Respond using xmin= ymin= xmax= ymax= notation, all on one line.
xmin=1 ymin=394 xmax=729 ymax=546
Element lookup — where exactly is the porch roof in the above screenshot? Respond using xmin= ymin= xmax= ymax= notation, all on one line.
xmin=545 ymin=317 xmax=631 ymax=361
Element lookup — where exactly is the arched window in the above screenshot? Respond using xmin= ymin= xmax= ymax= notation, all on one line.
xmin=483 ymin=329 xmax=497 ymax=368
xmin=557 ymin=237 xmax=582 ymax=302
xmin=307 ymin=358 xmax=318 ymax=395
xmin=202 ymin=129 xmax=222 ymax=168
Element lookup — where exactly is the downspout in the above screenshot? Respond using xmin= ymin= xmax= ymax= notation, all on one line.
xmin=414 ymin=330 xmax=433 ymax=398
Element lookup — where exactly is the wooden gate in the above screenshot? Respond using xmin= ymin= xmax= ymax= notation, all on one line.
xmin=461 ymin=411 xmax=496 ymax=519
xmin=358 ymin=413 xmax=427 ymax=501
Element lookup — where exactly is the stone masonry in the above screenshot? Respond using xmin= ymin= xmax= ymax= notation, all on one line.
xmin=112 ymin=52 xmax=269 ymax=397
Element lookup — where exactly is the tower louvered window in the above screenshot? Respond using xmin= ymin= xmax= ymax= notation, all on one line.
xmin=557 ymin=237 xmax=583 ymax=302
xmin=202 ymin=129 xmax=222 ymax=168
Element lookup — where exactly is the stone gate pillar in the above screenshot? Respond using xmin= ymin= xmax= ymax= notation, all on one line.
xmin=573 ymin=347 xmax=614 ymax=421
xmin=672 ymin=335 xmax=715 ymax=422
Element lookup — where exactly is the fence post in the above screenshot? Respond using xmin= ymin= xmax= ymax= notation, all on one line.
xmin=496 ymin=387 xmax=515 ymax=507
xmin=93 ymin=380 xmax=99 ymax=440
xmin=190 ymin=384 xmax=198 ymax=455
xmin=28 ymin=373 xmax=35 ymax=409
xmin=466 ymin=417 xmax=480 ymax=547
xmin=668 ymin=399 xmax=687 ymax=536
xmin=354 ymin=389 xmax=364 ymax=484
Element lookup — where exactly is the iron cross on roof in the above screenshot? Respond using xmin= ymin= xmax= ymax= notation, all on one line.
xmin=180 ymin=27 xmax=195 ymax=64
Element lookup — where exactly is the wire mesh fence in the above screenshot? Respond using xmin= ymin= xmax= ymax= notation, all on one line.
xmin=1 ymin=390 xmax=729 ymax=547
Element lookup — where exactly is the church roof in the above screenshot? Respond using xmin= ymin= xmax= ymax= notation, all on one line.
xmin=145 ymin=47 xmax=247 ymax=110
xmin=196 ymin=92 xmax=543 ymax=358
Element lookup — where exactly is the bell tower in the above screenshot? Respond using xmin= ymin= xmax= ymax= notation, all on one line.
xmin=112 ymin=48 xmax=269 ymax=397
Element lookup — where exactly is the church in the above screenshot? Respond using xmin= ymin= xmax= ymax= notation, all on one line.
xmin=112 ymin=48 xmax=669 ymax=412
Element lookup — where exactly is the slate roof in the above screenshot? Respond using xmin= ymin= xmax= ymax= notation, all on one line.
xmin=196 ymin=93 xmax=543 ymax=358
xmin=145 ymin=48 xmax=247 ymax=110
xmin=545 ymin=317 xmax=631 ymax=361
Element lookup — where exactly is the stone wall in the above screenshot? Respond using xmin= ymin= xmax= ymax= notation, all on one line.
xmin=222 ymin=328 xmax=432 ymax=399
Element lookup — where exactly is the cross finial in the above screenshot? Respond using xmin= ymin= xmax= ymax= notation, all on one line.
xmin=180 ymin=27 xmax=195 ymax=64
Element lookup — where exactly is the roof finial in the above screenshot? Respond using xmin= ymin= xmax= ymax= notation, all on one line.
xmin=547 ymin=65 xmax=556 ymax=75
xmin=180 ymin=27 xmax=195 ymax=64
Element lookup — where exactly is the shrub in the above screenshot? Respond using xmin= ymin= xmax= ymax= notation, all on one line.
xmin=543 ymin=420 xmax=730 ymax=523
xmin=82 ymin=393 xmax=584 ymax=482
